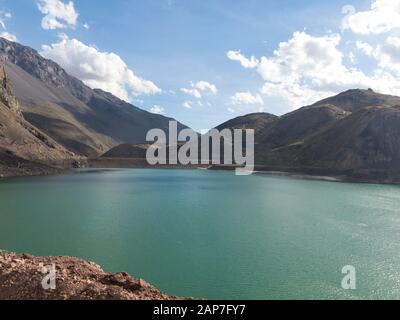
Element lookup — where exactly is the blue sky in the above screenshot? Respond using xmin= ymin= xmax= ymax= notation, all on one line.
xmin=1 ymin=0 xmax=399 ymax=131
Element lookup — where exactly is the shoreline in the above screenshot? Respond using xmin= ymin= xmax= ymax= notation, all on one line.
xmin=254 ymin=170 xmax=344 ymax=183
xmin=1 ymin=157 xmax=400 ymax=185
xmin=0 ymin=250 xmax=187 ymax=300
xmin=253 ymin=170 xmax=400 ymax=185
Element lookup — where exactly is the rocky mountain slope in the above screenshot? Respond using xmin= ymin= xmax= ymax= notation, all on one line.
xmin=0 ymin=37 xmax=187 ymax=157
xmin=103 ymin=89 xmax=400 ymax=182
xmin=0 ymin=64 xmax=77 ymax=177
xmin=312 ymin=88 xmax=400 ymax=112
xmin=216 ymin=89 xmax=400 ymax=182
xmin=0 ymin=251 xmax=180 ymax=300
xmin=216 ymin=112 xmax=278 ymax=137
xmin=101 ymin=143 xmax=149 ymax=159
xmin=1 ymin=36 xmax=400 ymax=182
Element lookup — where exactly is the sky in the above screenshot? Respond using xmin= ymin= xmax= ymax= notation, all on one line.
xmin=1 ymin=0 xmax=400 ymax=131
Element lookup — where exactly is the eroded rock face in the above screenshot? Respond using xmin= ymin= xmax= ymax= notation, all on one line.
xmin=0 ymin=63 xmax=78 ymax=177
xmin=0 ymin=251 xmax=180 ymax=300
xmin=0 ymin=64 xmax=19 ymax=113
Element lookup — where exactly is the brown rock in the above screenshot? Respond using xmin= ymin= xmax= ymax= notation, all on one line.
xmin=0 ymin=251 xmax=185 ymax=300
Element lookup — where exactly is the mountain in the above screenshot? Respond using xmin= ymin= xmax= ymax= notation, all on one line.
xmin=257 ymin=104 xmax=349 ymax=148
xmin=2 ymin=36 xmax=400 ymax=182
xmin=0 ymin=37 xmax=187 ymax=157
xmin=217 ymin=89 xmax=400 ymax=182
xmin=297 ymin=106 xmax=400 ymax=171
xmin=216 ymin=112 xmax=278 ymax=135
xmin=101 ymin=144 xmax=148 ymax=159
xmin=0 ymin=64 xmax=76 ymax=177
xmin=312 ymin=89 xmax=400 ymax=112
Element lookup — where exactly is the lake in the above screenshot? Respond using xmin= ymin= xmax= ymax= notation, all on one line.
xmin=1 ymin=168 xmax=400 ymax=299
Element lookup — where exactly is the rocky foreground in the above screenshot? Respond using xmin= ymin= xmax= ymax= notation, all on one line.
xmin=0 ymin=251 xmax=180 ymax=300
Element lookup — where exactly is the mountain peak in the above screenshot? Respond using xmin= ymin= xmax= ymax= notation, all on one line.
xmin=312 ymin=88 xmax=400 ymax=113
xmin=0 ymin=37 xmax=94 ymax=103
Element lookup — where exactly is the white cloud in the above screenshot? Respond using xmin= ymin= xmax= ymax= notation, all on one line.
xmin=0 ymin=10 xmax=17 ymax=42
xmin=83 ymin=23 xmax=90 ymax=30
xmin=231 ymin=92 xmax=264 ymax=105
xmin=229 ymin=31 xmax=400 ymax=108
xmin=37 ymin=0 xmax=79 ymax=30
xmin=0 ymin=31 xmax=17 ymax=42
xmin=40 ymin=34 xmax=161 ymax=102
xmin=260 ymin=83 xmax=335 ymax=109
xmin=195 ymin=81 xmax=217 ymax=94
xmin=229 ymin=92 xmax=265 ymax=113
xmin=344 ymin=0 xmax=400 ymax=35
xmin=183 ymin=101 xmax=193 ymax=109
xmin=349 ymin=51 xmax=357 ymax=64
xmin=227 ymin=50 xmax=259 ymax=68
xmin=356 ymin=41 xmax=374 ymax=56
xmin=254 ymin=32 xmax=366 ymax=107
xmin=133 ymin=99 xmax=144 ymax=105
xmin=0 ymin=11 xmax=11 ymax=30
xmin=376 ymin=36 xmax=400 ymax=73
xmin=150 ymin=105 xmax=165 ymax=114
xmin=256 ymin=32 xmax=349 ymax=87
xmin=357 ymin=36 xmax=400 ymax=76
xmin=181 ymin=87 xmax=201 ymax=99
xmin=180 ymin=81 xmax=217 ymax=99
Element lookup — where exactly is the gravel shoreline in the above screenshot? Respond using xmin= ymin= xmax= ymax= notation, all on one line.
xmin=0 ymin=251 xmax=183 ymax=300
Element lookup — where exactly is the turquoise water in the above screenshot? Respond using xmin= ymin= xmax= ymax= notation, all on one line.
xmin=1 ymin=169 xmax=400 ymax=299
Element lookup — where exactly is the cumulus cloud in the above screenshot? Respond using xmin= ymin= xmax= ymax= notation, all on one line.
xmin=356 ymin=41 xmax=374 ymax=56
xmin=0 ymin=11 xmax=10 ymax=30
xmin=183 ymin=101 xmax=193 ymax=109
xmin=260 ymin=83 xmax=335 ymax=109
xmin=253 ymin=32 xmax=362 ymax=106
xmin=150 ymin=105 xmax=165 ymax=114
xmin=229 ymin=92 xmax=265 ymax=113
xmin=256 ymin=32 xmax=352 ymax=87
xmin=181 ymin=81 xmax=217 ymax=99
xmin=37 ymin=0 xmax=79 ymax=30
xmin=0 ymin=31 xmax=17 ymax=42
xmin=181 ymin=87 xmax=201 ymax=99
xmin=231 ymin=92 xmax=264 ymax=105
xmin=40 ymin=34 xmax=161 ymax=101
xmin=227 ymin=50 xmax=259 ymax=68
xmin=344 ymin=0 xmax=400 ymax=35
xmin=0 ymin=10 xmax=17 ymax=42
xmin=228 ymin=31 xmax=400 ymax=108
xmin=348 ymin=51 xmax=357 ymax=65
xmin=357 ymin=36 xmax=400 ymax=76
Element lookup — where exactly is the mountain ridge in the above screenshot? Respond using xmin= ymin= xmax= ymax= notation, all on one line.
xmin=225 ymin=89 xmax=400 ymax=182
xmin=103 ymin=88 xmax=400 ymax=182
xmin=0 ymin=62 xmax=78 ymax=177
xmin=0 ymin=37 xmax=188 ymax=157
xmin=1 ymin=37 xmax=400 ymax=182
